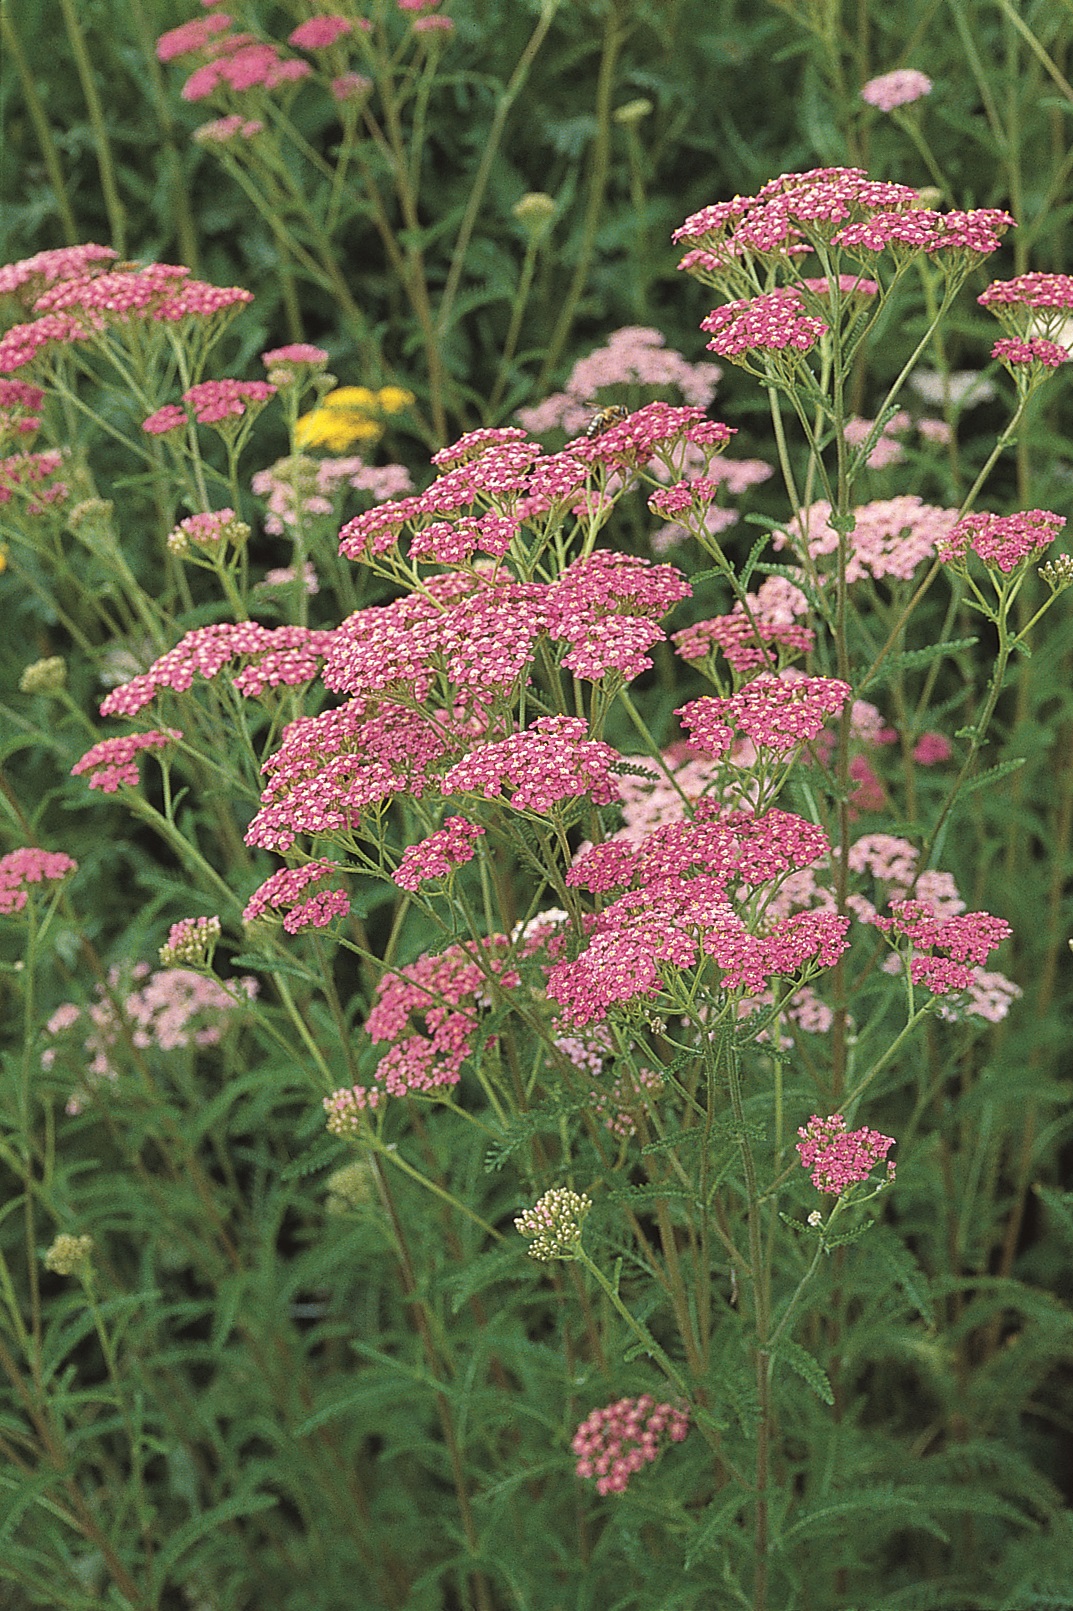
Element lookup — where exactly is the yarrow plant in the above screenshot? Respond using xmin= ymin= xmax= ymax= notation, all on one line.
xmin=3 ymin=138 xmax=1072 ymax=1611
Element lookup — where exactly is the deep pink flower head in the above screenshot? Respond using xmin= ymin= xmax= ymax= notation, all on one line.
xmin=912 ymin=732 xmax=952 ymax=766
xmin=979 ymin=273 xmax=1073 ymax=311
xmin=677 ymin=674 xmax=851 ymax=757
xmin=861 ymin=69 xmax=932 ymax=111
xmin=572 ymin=1396 xmax=689 ymax=1496
xmin=0 ymin=847 xmax=77 ymax=915
xmin=394 ymin=817 xmax=485 ymax=891
xmin=243 ymin=860 xmax=350 ymax=933
xmin=702 ymin=289 xmax=828 ymax=359
xmin=936 ymin=508 xmax=1065 ymax=573
xmin=872 ymin=897 xmax=1011 ymax=994
xmin=797 ymin=1113 xmax=896 ymax=1194
xmin=156 ymin=12 xmax=233 ymax=62
xmin=991 ymin=337 xmax=1068 ymax=369
xmin=289 ymin=16 xmax=352 ymax=49
xmin=71 ymin=730 xmax=182 ymax=793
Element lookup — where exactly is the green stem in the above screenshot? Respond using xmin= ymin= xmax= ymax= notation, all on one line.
xmin=57 ymin=0 xmax=127 ymax=252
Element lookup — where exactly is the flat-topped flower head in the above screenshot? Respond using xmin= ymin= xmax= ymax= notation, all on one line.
xmin=71 ymin=729 xmax=182 ymax=793
xmin=861 ymin=69 xmax=932 ymax=111
xmin=0 ymin=243 xmax=117 ymax=307
xmin=701 ymin=289 xmax=828 ymax=361
xmin=871 ymin=897 xmax=1012 ymax=994
xmin=515 ymin=1187 xmax=592 ymax=1260
xmin=797 ymin=1113 xmax=896 ymax=1194
xmin=394 ymin=817 xmax=485 ymax=891
xmin=677 ymin=674 xmax=851 ymax=757
xmin=0 ymin=847 xmax=77 ymax=915
xmin=99 ymin=622 xmax=340 ymax=719
xmin=443 ymin=716 xmax=621 ymax=815
xmin=573 ymin=1396 xmax=689 ymax=1496
xmin=242 ymin=860 xmax=349 ymax=934
xmin=776 ymin=496 xmax=961 ymax=584
xmin=936 ymin=508 xmax=1065 ymax=574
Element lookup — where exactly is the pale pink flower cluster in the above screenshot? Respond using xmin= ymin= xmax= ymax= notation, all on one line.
xmin=936 ymin=508 xmax=1065 ymax=573
xmin=193 ymin=114 xmax=263 ymax=143
xmin=572 ymin=1396 xmax=689 ymax=1495
xmin=261 ymin=342 xmax=329 ymax=370
xmin=257 ymin=560 xmax=319 ymax=595
xmin=99 ymin=622 xmax=341 ymax=719
xmin=252 ymin=454 xmax=413 ymax=537
xmin=872 ymin=898 xmax=1011 ymax=994
xmin=43 ymin=962 xmax=256 ymax=1114
xmin=591 ymin=1066 xmax=664 ymax=1138
xmin=243 ymin=860 xmax=350 ymax=933
xmin=796 ymin=1113 xmax=896 ymax=1194
xmin=0 ymin=847 xmax=77 ymax=915
xmin=776 ymin=496 xmax=960 ymax=583
xmin=861 ymin=69 xmax=932 ymax=111
xmin=71 ymin=729 xmax=182 ymax=793
xmin=676 ymin=674 xmax=851 ymax=757
xmin=393 ymin=816 xmax=485 ymax=890
xmin=516 ymin=326 xmax=720 ymax=435
xmin=843 ymin=410 xmax=912 ymax=469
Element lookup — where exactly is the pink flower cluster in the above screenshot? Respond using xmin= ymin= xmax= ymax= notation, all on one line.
xmin=872 ymin=898 xmax=1011 ymax=994
xmin=702 ymin=288 xmax=829 ymax=359
xmin=0 ymin=449 xmax=68 ymax=512
xmin=861 ymin=69 xmax=932 ymax=111
xmin=245 ymin=700 xmax=460 ymax=853
xmin=572 ymin=1396 xmax=689 ymax=1496
xmin=672 ymin=606 xmax=814 ymax=674
xmin=329 ymin=936 xmax=521 ymax=1109
xmin=796 ymin=1113 xmax=896 ymax=1194
xmin=0 ymin=243 xmax=118 ymax=307
xmin=516 ymin=326 xmax=720 ymax=436
xmin=157 ymin=13 xmax=314 ymax=101
xmin=0 ymin=378 xmax=45 ymax=437
xmin=193 ymin=113 xmax=264 ymax=143
xmin=550 ymin=801 xmax=849 ymax=1025
xmin=43 ymin=961 xmax=256 ymax=1114
xmin=443 ymin=717 xmax=621 ymax=815
xmin=243 ymin=860 xmax=350 ymax=933
xmin=936 ymin=508 xmax=1065 ymax=573
xmin=991 ymin=337 xmax=1068 ymax=369
xmin=0 ymin=847 xmax=77 ymax=915
xmin=775 ymin=496 xmax=960 ymax=584
xmin=71 ymin=729 xmax=181 ymax=793
xmin=676 ymin=674 xmax=851 ymax=757
xmin=99 ymin=622 xmax=341 ymax=719
xmin=978 ymin=272 xmax=1073 ymax=311
xmin=289 ymin=16 xmax=352 ymax=49
xmin=145 ymin=377 xmax=275 ymax=433
xmin=394 ymin=816 xmax=485 ymax=890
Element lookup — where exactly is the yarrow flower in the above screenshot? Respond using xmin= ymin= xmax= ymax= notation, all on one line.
xmin=861 ymin=69 xmax=932 ymax=111
xmin=242 ymin=861 xmax=350 ymax=934
xmin=572 ymin=1396 xmax=690 ymax=1496
xmin=443 ymin=717 xmax=621 ymax=815
xmin=159 ymin=915 xmax=222 ymax=968
xmin=701 ymin=289 xmax=828 ymax=360
xmin=71 ymin=729 xmax=182 ymax=793
xmin=936 ymin=508 xmax=1065 ymax=574
xmin=514 ymin=1187 xmax=592 ymax=1260
xmin=676 ymin=674 xmax=851 ymax=757
xmin=0 ymin=847 xmax=77 ymax=914
xmin=991 ymin=337 xmax=1068 ymax=369
xmin=98 ymin=622 xmax=340 ymax=719
xmin=44 ymin=962 xmax=256 ymax=1114
xmin=393 ymin=817 xmax=485 ymax=891
xmin=872 ymin=898 xmax=1012 ymax=994
xmin=796 ymin=1113 xmax=896 ymax=1194
xmin=44 ymin=1235 xmax=95 ymax=1276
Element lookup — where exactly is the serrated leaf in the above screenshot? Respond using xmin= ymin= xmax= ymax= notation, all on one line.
xmin=862 ymin=637 xmax=979 ymax=691
xmin=960 ymin=756 xmax=1027 ymax=796
xmin=775 ymin=1337 xmax=834 ymax=1403
xmin=684 ymin=1492 xmax=747 ymax=1569
xmin=149 ymin=1491 xmax=278 ymax=1594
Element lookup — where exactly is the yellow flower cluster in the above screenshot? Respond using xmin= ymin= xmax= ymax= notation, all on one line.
xmin=295 ymin=385 xmax=414 ymax=452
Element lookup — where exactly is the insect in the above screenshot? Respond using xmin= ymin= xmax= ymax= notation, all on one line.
xmin=584 ymin=403 xmax=629 ymax=439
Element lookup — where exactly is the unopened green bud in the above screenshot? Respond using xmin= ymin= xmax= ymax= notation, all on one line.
xmin=44 ymin=1233 xmax=94 ymax=1276
xmin=613 ymin=98 xmax=653 ymax=126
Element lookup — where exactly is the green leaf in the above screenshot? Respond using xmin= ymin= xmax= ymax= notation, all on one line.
xmin=149 ymin=1491 xmax=278 ymax=1595
xmin=684 ymin=1491 xmax=747 ymax=1569
xmin=775 ymin=1337 xmax=834 ymax=1403
xmin=960 ymin=756 xmax=1027 ymax=797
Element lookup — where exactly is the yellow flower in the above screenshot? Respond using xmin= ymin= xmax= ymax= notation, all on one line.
xmin=295 ymin=405 xmax=382 ymax=452
xmin=375 ymin=386 xmax=415 ymax=414
xmin=293 ymin=384 xmax=414 ymax=454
